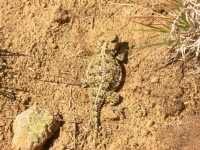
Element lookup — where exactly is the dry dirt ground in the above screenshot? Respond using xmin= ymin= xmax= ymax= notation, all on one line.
xmin=1 ymin=0 xmax=200 ymax=150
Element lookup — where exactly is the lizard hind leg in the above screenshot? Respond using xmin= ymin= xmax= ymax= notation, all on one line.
xmin=106 ymin=91 xmax=122 ymax=113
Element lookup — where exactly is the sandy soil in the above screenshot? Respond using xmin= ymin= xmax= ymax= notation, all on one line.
xmin=1 ymin=0 xmax=200 ymax=150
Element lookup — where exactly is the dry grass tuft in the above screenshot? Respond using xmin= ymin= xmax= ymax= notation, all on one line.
xmin=168 ymin=0 xmax=200 ymax=64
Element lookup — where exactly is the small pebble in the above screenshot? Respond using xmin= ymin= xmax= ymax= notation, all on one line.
xmin=41 ymin=3 xmax=47 ymax=8
xmin=52 ymin=43 xmax=58 ymax=49
xmin=147 ymin=120 xmax=155 ymax=127
xmin=0 ymin=121 xmax=5 ymax=127
xmin=151 ymin=77 xmax=159 ymax=83
xmin=0 ymin=135 xmax=4 ymax=141
xmin=49 ymin=38 xmax=54 ymax=43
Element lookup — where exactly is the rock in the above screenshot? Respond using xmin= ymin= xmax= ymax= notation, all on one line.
xmin=41 ymin=3 xmax=47 ymax=8
xmin=147 ymin=120 xmax=155 ymax=127
xmin=150 ymin=77 xmax=159 ymax=83
xmin=48 ymin=38 xmax=54 ymax=43
xmin=0 ymin=120 xmax=5 ymax=127
xmin=52 ymin=43 xmax=58 ymax=49
xmin=0 ymin=134 xmax=4 ymax=141
xmin=12 ymin=106 xmax=61 ymax=150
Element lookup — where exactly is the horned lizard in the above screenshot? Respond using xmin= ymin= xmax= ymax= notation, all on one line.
xmin=82 ymin=34 xmax=126 ymax=138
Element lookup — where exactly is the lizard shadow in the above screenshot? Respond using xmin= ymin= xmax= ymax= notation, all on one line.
xmin=109 ymin=41 xmax=129 ymax=119
xmin=115 ymin=41 xmax=129 ymax=92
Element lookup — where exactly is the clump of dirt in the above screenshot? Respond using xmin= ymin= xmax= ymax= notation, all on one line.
xmin=51 ymin=5 xmax=70 ymax=24
xmin=1 ymin=0 xmax=200 ymax=150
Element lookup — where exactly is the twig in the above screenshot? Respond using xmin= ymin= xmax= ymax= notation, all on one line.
xmin=58 ymin=70 xmax=76 ymax=108
xmin=73 ymin=116 xmax=77 ymax=150
xmin=37 ymin=0 xmax=41 ymax=7
xmin=68 ymin=117 xmax=82 ymax=150
xmin=58 ymin=87 xmax=82 ymax=109
xmin=108 ymin=1 xmax=133 ymax=6
xmin=69 ymin=85 xmax=73 ymax=108
xmin=62 ymin=41 xmax=69 ymax=48
xmin=80 ymin=116 xmax=92 ymax=149
xmin=50 ymin=0 xmax=54 ymax=6
xmin=0 ymin=117 xmax=15 ymax=119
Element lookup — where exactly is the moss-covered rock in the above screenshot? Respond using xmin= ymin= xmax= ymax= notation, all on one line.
xmin=12 ymin=106 xmax=61 ymax=150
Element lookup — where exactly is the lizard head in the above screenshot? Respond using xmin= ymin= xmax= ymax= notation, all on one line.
xmin=97 ymin=34 xmax=119 ymax=55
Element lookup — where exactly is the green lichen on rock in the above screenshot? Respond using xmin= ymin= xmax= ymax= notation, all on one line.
xmin=28 ymin=106 xmax=53 ymax=143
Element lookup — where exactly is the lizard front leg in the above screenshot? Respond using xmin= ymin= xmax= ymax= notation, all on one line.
xmin=116 ymin=48 xmax=128 ymax=61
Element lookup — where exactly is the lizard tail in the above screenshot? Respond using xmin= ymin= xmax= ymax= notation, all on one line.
xmin=93 ymin=104 xmax=99 ymax=138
